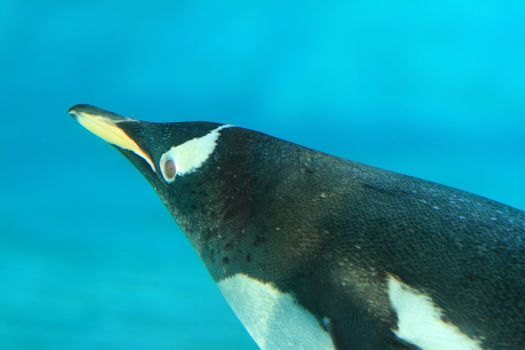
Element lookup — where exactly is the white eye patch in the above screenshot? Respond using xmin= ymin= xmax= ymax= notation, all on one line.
xmin=159 ymin=124 xmax=232 ymax=182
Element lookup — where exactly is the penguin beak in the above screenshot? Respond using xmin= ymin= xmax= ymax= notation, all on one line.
xmin=69 ymin=104 xmax=157 ymax=172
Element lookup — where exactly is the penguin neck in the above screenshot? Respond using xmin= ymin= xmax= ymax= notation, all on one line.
xmin=165 ymin=129 xmax=306 ymax=281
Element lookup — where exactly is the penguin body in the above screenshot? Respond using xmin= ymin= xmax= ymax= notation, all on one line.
xmin=70 ymin=104 xmax=525 ymax=350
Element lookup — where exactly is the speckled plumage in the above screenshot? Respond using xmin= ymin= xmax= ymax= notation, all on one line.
xmin=73 ymin=105 xmax=525 ymax=350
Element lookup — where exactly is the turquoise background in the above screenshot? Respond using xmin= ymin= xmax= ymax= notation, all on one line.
xmin=1 ymin=1 xmax=524 ymax=349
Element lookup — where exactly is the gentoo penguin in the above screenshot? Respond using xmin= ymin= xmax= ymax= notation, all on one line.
xmin=70 ymin=104 xmax=525 ymax=350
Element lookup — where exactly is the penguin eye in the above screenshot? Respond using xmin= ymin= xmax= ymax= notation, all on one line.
xmin=161 ymin=157 xmax=176 ymax=182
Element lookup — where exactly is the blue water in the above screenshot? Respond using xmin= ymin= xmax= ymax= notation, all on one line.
xmin=1 ymin=1 xmax=524 ymax=349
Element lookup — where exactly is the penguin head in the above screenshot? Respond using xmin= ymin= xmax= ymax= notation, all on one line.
xmin=69 ymin=104 xmax=264 ymax=270
xmin=70 ymin=104 xmax=223 ymax=175
xmin=70 ymin=104 xmax=326 ymax=281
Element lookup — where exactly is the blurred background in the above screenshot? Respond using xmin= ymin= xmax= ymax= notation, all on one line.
xmin=1 ymin=1 xmax=524 ymax=349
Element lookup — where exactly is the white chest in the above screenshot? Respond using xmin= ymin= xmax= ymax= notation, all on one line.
xmin=218 ymin=273 xmax=336 ymax=350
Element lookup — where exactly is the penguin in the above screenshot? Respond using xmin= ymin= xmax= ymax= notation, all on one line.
xmin=69 ymin=104 xmax=525 ymax=350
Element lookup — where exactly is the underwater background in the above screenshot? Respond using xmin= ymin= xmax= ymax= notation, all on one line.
xmin=1 ymin=1 xmax=524 ymax=349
